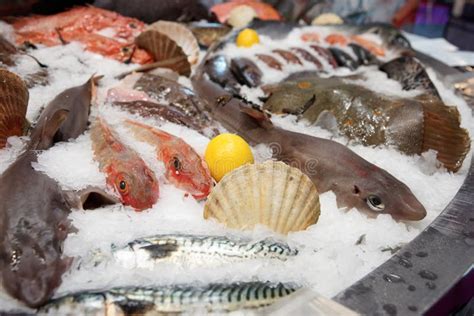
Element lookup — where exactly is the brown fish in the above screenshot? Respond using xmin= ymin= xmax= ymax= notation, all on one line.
xmin=193 ymin=57 xmax=427 ymax=221
xmin=90 ymin=118 xmax=160 ymax=211
xmin=0 ymin=69 xmax=29 ymax=149
xmin=263 ymin=76 xmax=470 ymax=172
xmin=32 ymin=76 xmax=97 ymax=143
xmin=0 ymin=110 xmax=75 ymax=308
xmin=0 ymin=35 xmax=17 ymax=67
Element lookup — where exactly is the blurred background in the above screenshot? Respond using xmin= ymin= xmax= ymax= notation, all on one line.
xmin=0 ymin=0 xmax=472 ymax=50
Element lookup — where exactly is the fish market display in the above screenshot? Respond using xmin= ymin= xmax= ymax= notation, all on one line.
xmin=40 ymin=282 xmax=299 ymax=314
xmin=90 ymin=118 xmax=160 ymax=211
xmin=99 ymin=234 xmax=298 ymax=269
xmin=0 ymin=69 xmax=28 ymax=149
xmin=0 ymin=110 xmax=73 ymax=308
xmin=125 ymin=119 xmax=212 ymax=199
xmin=194 ymin=59 xmax=428 ymax=221
xmin=0 ymin=5 xmax=472 ymax=314
xmin=263 ymin=75 xmax=470 ymax=172
xmin=205 ymin=161 xmax=321 ymax=234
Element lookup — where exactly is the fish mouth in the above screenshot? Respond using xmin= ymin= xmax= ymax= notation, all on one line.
xmin=394 ymin=197 xmax=427 ymax=221
xmin=192 ymin=190 xmax=210 ymax=200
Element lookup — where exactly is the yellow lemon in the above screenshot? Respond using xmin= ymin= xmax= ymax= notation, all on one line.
xmin=205 ymin=133 xmax=254 ymax=181
xmin=236 ymin=28 xmax=260 ymax=48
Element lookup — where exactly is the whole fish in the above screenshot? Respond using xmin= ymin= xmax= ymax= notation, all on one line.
xmin=0 ymin=69 xmax=29 ymax=149
xmin=39 ymin=282 xmax=299 ymax=314
xmin=0 ymin=110 xmax=75 ymax=308
xmin=263 ymin=75 xmax=470 ymax=172
xmin=192 ymin=57 xmax=427 ymax=221
xmin=33 ymin=76 xmax=97 ymax=143
xmin=97 ymin=234 xmax=298 ymax=269
xmin=90 ymin=118 xmax=160 ymax=211
xmin=124 ymin=119 xmax=212 ymax=199
xmin=134 ymin=73 xmax=214 ymax=129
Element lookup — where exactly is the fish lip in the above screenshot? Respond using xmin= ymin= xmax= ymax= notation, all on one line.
xmin=192 ymin=191 xmax=210 ymax=200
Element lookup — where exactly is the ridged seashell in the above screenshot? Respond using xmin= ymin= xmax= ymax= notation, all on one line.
xmin=147 ymin=21 xmax=199 ymax=65
xmin=135 ymin=30 xmax=191 ymax=76
xmin=0 ymin=69 xmax=28 ymax=149
xmin=204 ymin=161 xmax=320 ymax=234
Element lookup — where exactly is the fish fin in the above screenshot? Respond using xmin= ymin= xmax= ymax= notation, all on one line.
xmin=314 ymin=110 xmax=340 ymax=133
xmin=68 ymin=187 xmax=120 ymax=210
xmin=419 ymin=96 xmax=471 ymax=172
xmin=29 ymin=109 xmax=69 ymax=150
xmin=90 ymin=74 xmax=103 ymax=105
xmin=240 ymin=105 xmax=273 ymax=130
xmin=125 ymin=119 xmax=173 ymax=141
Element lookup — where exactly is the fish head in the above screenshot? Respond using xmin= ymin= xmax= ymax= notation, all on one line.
xmin=107 ymin=161 xmax=160 ymax=211
xmin=160 ymin=142 xmax=212 ymax=200
xmin=1 ymin=234 xmax=72 ymax=307
xmin=336 ymin=165 xmax=426 ymax=221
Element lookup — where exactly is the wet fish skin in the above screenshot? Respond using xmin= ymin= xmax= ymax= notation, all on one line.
xmin=379 ymin=56 xmax=440 ymax=98
xmin=134 ymin=73 xmax=214 ymax=129
xmin=39 ymin=282 xmax=299 ymax=314
xmin=263 ymin=76 xmax=470 ymax=172
xmin=0 ymin=110 xmax=76 ymax=308
xmin=110 ymin=234 xmax=298 ymax=269
xmin=193 ymin=60 xmax=427 ymax=221
xmin=124 ymin=120 xmax=212 ymax=199
xmin=90 ymin=118 xmax=160 ymax=211
xmin=32 ymin=77 xmax=96 ymax=144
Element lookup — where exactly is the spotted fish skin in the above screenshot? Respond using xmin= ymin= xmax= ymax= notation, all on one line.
xmin=39 ymin=282 xmax=300 ymax=314
xmin=109 ymin=234 xmax=298 ymax=269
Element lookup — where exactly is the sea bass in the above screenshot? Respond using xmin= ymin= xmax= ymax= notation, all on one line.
xmin=94 ymin=234 xmax=298 ymax=269
xmin=0 ymin=110 xmax=74 ymax=308
xmin=125 ymin=119 xmax=212 ymax=199
xmin=0 ymin=69 xmax=29 ymax=149
xmin=192 ymin=58 xmax=427 ymax=221
xmin=90 ymin=118 xmax=159 ymax=211
xmin=39 ymin=282 xmax=299 ymax=314
xmin=263 ymin=75 xmax=470 ymax=172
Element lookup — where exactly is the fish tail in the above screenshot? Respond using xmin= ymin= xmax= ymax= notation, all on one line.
xmin=422 ymin=102 xmax=471 ymax=172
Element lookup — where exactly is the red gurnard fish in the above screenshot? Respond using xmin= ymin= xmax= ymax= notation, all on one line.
xmin=124 ymin=119 xmax=212 ymax=200
xmin=90 ymin=118 xmax=159 ymax=210
xmin=12 ymin=6 xmax=152 ymax=64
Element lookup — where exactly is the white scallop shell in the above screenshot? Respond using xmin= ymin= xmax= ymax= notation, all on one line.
xmin=204 ymin=161 xmax=320 ymax=234
xmin=147 ymin=21 xmax=200 ymax=65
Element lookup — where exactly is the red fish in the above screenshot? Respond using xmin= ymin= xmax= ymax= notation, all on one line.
xmin=90 ymin=118 xmax=159 ymax=210
xmin=124 ymin=119 xmax=212 ymax=200
xmin=12 ymin=6 xmax=152 ymax=64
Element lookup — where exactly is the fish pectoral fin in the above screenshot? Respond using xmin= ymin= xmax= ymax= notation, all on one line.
xmin=314 ymin=110 xmax=340 ymax=133
xmin=240 ymin=105 xmax=273 ymax=130
xmin=72 ymin=187 xmax=120 ymax=210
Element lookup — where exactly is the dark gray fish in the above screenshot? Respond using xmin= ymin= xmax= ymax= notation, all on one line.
xmin=328 ymin=47 xmax=358 ymax=70
xmin=230 ymin=57 xmax=263 ymax=88
xmin=348 ymin=43 xmax=378 ymax=65
xmin=134 ymin=73 xmax=214 ymax=129
xmin=40 ymin=282 xmax=299 ymax=314
xmin=380 ymin=56 xmax=440 ymax=98
xmin=0 ymin=110 xmax=76 ymax=308
xmin=193 ymin=56 xmax=428 ymax=221
xmin=32 ymin=77 xmax=96 ymax=143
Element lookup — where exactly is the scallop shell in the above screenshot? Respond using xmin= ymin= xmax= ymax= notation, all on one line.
xmin=135 ymin=30 xmax=191 ymax=76
xmin=147 ymin=21 xmax=199 ymax=65
xmin=0 ymin=69 xmax=28 ymax=149
xmin=204 ymin=161 xmax=320 ymax=234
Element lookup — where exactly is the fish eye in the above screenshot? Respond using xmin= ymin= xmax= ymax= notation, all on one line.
xmin=172 ymin=157 xmax=182 ymax=172
xmin=366 ymin=195 xmax=384 ymax=211
xmin=119 ymin=181 xmax=126 ymax=191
